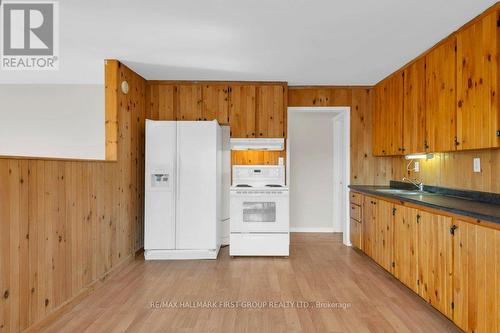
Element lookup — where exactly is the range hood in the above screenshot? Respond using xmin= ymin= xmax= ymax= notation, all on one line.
xmin=230 ymin=138 xmax=285 ymax=151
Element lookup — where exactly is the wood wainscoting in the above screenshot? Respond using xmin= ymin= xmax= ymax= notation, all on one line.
xmin=0 ymin=60 xmax=147 ymax=332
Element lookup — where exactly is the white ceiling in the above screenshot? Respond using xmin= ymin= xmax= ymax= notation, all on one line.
xmin=1 ymin=0 xmax=496 ymax=85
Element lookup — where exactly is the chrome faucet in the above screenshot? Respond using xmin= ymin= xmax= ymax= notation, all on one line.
xmin=402 ymin=177 xmax=424 ymax=192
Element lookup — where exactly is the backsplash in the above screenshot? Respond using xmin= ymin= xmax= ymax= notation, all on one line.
xmin=231 ymin=150 xmax=286 ymax=166
xmin=404 ymin=149 xmax=500 ymax=194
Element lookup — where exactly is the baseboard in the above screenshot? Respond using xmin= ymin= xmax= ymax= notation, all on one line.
xmin=290 ymin=227 xmax=337 ymax=233
xmin=144 ymin=246 xmax=220 ymax=260
xmin=24 ymin=254 xmax=135 ymax=333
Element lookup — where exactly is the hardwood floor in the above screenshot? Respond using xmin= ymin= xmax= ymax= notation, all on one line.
xmin=42 ymin=233 xmax=460 ymax=333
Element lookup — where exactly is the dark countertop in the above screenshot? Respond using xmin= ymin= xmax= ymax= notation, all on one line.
xmin=349 ymin=184 xmax=500 ymax=225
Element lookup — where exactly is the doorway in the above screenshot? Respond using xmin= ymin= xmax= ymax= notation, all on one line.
xmin=287 ymin=107 xmax=351 ymax=246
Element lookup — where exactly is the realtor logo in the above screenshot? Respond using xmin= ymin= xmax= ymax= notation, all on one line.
xmin=1 ymin=1 xmax=59 ymax=70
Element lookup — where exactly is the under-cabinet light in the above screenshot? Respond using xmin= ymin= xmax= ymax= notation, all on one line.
xmin=405 ymin=153 xmax=433 ymax=160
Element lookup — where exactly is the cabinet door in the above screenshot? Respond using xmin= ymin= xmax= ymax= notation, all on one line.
xmin=146 ymin=84 xmax=176 ymax=120
xmin=456 ymin=11 xmax=499 ymax=150
xmin=417 ymin=211 xmax=453 ymax=318
xmin=362 ymin=196 xmax=376 ymax=257
xmin=202 ymin=84 xmax=229 ymax=124
xmin=229 ymin=85 xmax=256 ymax=138
xmin=425 ymin=37 xmax=457 ymax=152
xmin=393 ymin=206 xmax=419 ymax=292
xmin=372 ymin=83 xmax=385 ymax=156
xmin=403 ymin=57 xmax=427 ymax=154
xmin=386 ymin=72 xmax=405 ymax=155
xmin=177 ymin=85 xmax=202 ymax=121
xmin=453 ymin=220 xmax=500 ymax=333
xmin=350 ymin=219 xmax=362 ymax=250
xmin=372 ymin=73 xmax=404 ymax=156
xmin=375 ymin=199 xmax=394 ymax=272
xmin=256 ymin=85 xmax=285 ymax=138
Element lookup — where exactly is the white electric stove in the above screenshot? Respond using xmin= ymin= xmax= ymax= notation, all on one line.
xmin=230 ymin=165 xmax=289 ymax=256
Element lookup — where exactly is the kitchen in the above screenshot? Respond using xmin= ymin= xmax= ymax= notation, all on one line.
xmin=0 ymin=1 xmax=499 ymax=332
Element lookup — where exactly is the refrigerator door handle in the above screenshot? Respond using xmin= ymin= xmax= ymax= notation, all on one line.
xmin=177 ymin=158 xmax=180 ymax=202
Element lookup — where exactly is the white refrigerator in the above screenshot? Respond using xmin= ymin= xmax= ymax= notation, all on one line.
xmin=144 ymin=120 xmax=227 ymax=260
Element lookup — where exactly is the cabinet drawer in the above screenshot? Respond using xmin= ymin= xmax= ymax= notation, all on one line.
xmin=350 ymin=192 xmax=362 ymax=205
xmin=350 ymin=204 xmax=361 ymax=222
xmin=350 ymin=219 xmax=362 ymax=249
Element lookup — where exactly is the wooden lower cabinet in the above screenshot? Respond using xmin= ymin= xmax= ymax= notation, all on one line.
xmin=361 ymin=196 xmax=393 ymax=272
xmin=362 ymin=196 xmax=376 ymax=257
xmin=393 ymin=206 xmax=419 ymax=293
xmin=354 ymin=192 xmax=499 ymax=331
xmin=416 ymin=210 xmax=454 ymax=318
xmin=350 ymin=219 xmax=362 ymax=249
xmin=453 ymin=220 xmax=500 ymax=333
xmin=374 ymin=199 xmax=394 ymax=273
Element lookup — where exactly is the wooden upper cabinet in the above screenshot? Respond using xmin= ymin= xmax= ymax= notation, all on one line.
xmin=202 ymin=85 xmax=229 ymax=124
xmin=425 ymin=36 xmax=457 ymax=153
xmin=372 ymin=83 xmax=384 ymax=156
xmin=453 ymin=220 xmax=500 ymax=333
xmin=229 ymin=85 xmax=256 ymax=138
xmin=387 ymin=72 xmax=404 ymax=155
xmin=403 ymin=57 xmax=427 ymax=154
xmin=146 ymin=84 xmax=176 ymax=121
xmin=177 ymin=85 xmax=202 ymax=120
xmin=256 ymin=85 xmax=286 ymax=138
xmin=372 ymin=72 xmax=404 ymax=156
xmin=456 ymin=11 xmax=500 ymax=150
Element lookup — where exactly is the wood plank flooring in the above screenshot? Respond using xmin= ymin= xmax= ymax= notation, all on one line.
xmin=41 ymin=233 xmax=460 ymax=333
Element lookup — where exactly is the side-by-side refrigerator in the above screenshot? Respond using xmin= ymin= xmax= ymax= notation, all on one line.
xmin=144 ymin=120 xmax=227 ymax=260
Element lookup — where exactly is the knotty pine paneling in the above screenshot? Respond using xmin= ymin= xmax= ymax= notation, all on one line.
xmin=289 ymin=86 xmax=499 ymax=193
xmin=0 ymin=60 xmax=146 ymax=332
xmin=289 ymin=87 xmax=402 ymax=185
xmin=231 ymin=150 xmax=286 ymax=166
xmin=403 ymin=149 xmax=500 ymax=193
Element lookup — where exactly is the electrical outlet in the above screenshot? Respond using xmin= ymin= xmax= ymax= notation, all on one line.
xmin=278 ymin=157 xmax=284 ymax=165
xmin=473 ymin=158 xmax=481 ymax=173
xmin=414 ymin=161 xmax=420 ymax=172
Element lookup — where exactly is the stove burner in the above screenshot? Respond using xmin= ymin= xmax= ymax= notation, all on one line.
xmin=266 ymin=184 xmax=283 ymax=188
xmin=236 ymin=184 xmax=252 ymax=188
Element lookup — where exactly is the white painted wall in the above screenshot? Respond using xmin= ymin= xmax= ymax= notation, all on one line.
xmin=0 ymin=85 xmax=105 ymax=160
xmin=289 ymin=111 xmax=338 ymax=232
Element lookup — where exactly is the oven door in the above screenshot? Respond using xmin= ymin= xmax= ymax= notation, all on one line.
xmin=230 ymin=190 xmax=289 ymax=233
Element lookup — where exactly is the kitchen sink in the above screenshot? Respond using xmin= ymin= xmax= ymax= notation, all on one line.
xmin=375 ymin=188 xmax=433 ymax=196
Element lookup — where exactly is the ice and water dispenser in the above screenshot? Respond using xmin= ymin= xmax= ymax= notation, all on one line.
xmin=148 ymin=167 xmax=171 ymax=190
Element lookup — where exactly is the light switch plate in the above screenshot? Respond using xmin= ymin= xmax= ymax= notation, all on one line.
xmin=414 ymin=161 xmax=420 ymax=172
xmin=473 ymin=158 xmax=481 ymax=173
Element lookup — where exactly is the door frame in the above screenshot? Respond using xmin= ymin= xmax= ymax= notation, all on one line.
xmin=287 ymin=106 xmax=351 ymax=246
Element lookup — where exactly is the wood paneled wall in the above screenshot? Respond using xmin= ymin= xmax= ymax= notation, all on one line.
xmin=0 ymin=60 xmax=146 ymax=332
xmin=288 ymin=86 xmax=500 ymax=193
xmin=288 ymin=87 xmax=402 ymax=185
xmin=404 ymin=150 xmax=500 ymax=193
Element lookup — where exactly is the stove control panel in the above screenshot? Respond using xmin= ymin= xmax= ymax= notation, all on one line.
xmin=232 ymin=165 xmax=285 ymax=187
